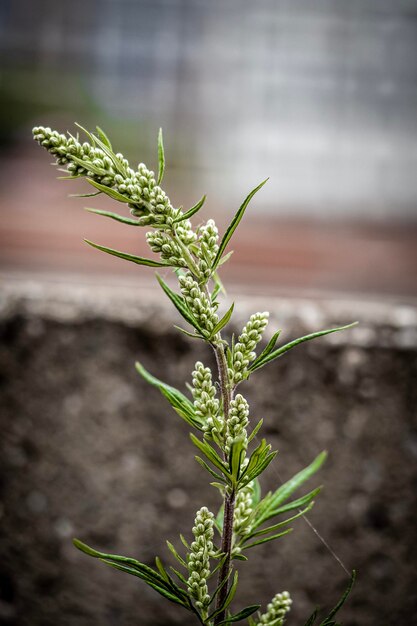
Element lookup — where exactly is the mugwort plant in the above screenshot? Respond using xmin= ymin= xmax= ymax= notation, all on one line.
xmin=33 ymin=124 xmax=356 ymax=626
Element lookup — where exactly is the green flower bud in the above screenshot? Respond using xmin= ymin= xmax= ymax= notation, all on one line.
xmin=146 ymin=230 xmax=187 ymax=267
xmin=231 ymin=312 xmax=269 ymax=384
xmin=256 ymin=591 xmax=292 ymax=626
xmin=233 ymin=481 xmax=254 ymax=535
xmin=225 ymin=394 xmax=249 ymax=456
xmin=191 ymin=362 xmax=221 ymax=436
xmin=187 ymin=507 xmax=214 ymax=610
xmin=179 ymin=275 xmax=219 ymax=335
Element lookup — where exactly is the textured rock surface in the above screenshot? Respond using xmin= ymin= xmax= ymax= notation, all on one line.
xmin=0 ymin=276 xmax=416 ymax=625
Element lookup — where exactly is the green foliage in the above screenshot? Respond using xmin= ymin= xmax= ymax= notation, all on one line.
xmin=33 ymin=124 xmax=357 ymax=626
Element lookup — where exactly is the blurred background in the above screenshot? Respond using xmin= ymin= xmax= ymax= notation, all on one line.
xmin=0 ymin=0 xmax=416 ymax=295
xmin=1 ymin=1 xmax=417 ymax=625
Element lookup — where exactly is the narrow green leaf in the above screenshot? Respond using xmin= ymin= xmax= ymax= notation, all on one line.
xmin=212 ymin=178 xmax=268 ymax=270
xmin=229 ymin=436 xmax=246 ymax=481
xmin=156 ymin=274 xmax=206 ymax=336
xmin=190 ymin=434 xmax=231 ymax=478
xmin=240 ymin=451 xmax=277 ymax=486
xmin=303 ymin=609 xmax=319 ymax=626
xmin=85 ymin=207 xmax=140 ymax=226
xmin=247 ymin=418 xmax=263 ymax=443
xmin=74 ymin=122 xmax=95 ymax=144
xmin=166 ymin=541 xmax=187 ymax=568
xmin=251 ymin=478 xmax=262 ymax=507
xmin=69 ymin=190 xmax=102 ymax=198
xmin=242 ymin=528 xmax=292 ymax=549
xmin=173 ymin=325 xmax=202 ymax=339
xmin=321 ymin=571 xmax=356 ymax=624
xmin=71 ymin=155 xmax=106 ymax=176
xmin=157 ymin=128 xmax=165 ymax=185
xmin=174 ymin=194 xmax=206 ymax=223
xmin=217 ymin=250 xmax=234 ymax=267
xmin=211 ymin=282 xmax=222 ymax=303
xmin=180 ymin=534 xmax=190 ymax=550
xmin=86 ymin=178 xmax=133 ymax=204
xmin=84 ymin=240 xmax=168 ymax=267
xmin=90 ymin=134 xmax=128 ymax=176
xmin=249 ymin=323 xmax=358 ymax=372
xmin=269 ymin=487 xmax=322 ymax=519
xmin=135 ymin=361 xmax=202 ymax=430
xmin=155 ymin=556 xmax=170 ymax=582
xmin=208 ymin=571 xmax=238 ymax=620
xmin=211 ymin=302 xmax=234 ymax=337
xmin=217 ymin=604 xmax=260 ymax=624
xmin=249 ymin=330 xmax=282 ymax=370
xmin=209 ymin=567 xmax=233 ymax=606
xmin=195 ymin=456 xmax=227 ymax=482
xmin=73 ymin=539 xmax=171 ymax=590
xmin=96 ymin=125 xmax=113 ymax=150
xmin=170 ymin=566 xmax=188 ymax=585
xmin=244 ymin=504 xmax=313 ymax=541
xmin=57 ymin=174 xmax=83 ymax=180
xmin=268 ymin=452 xmax=327 ymax=510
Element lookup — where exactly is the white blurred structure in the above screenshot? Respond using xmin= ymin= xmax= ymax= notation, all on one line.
xmin=1 ymin=0 xmax=417 ymax=217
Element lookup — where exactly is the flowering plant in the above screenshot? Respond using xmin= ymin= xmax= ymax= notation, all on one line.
xmin=33 ymin=124 xmax=355 ymax=626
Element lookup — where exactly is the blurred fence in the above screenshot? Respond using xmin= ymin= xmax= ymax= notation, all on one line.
xmin=1 ymin=0 xmax=417 ymax=216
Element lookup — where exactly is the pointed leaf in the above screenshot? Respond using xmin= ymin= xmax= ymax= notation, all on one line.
xmin=95 ymin=126 xmax=113 ymax=150
xmin=195 ymin=456 xmax=227 ymax=482
xmin=135 ymin=361 xmax=202 ymax=430
xmin=268 ymin=452 xmax=327 ymax=510
xmin=69 ymin=190 xmax=102 ymax=198
xmin=212 ymin=178 xmax=268 ymax=270
xmin=303 ymin=609 xmax=319 ymax=626
xmin=86 ymin=178 xmax=133 ymax=204
xmin=249 ymin=330 xmax=282 ymax=370
xmin=249 ymin=323 xmax=358 ymax=372
xmin=321 ymin=571 xmax=356 ymax=624
xmin=84 ymin=240 xmax=168 ymax=267
xmin=217 ymin=604 xmax=260 ymax=624
xmin=190 ymin=433 xmax=231 ymax=478
xmin=217 ymin=250 xmax=234 ymax=267
xmin=208 ymin=571 xmax=238 ymax=620
xmin=211 ymin=302 xmax=234 ymax=337
xmin=157 ymin=128 xmax=165 ymax=185
xmin=241 ymin=528 xmax=292 ymax=549
xmin=166 ymin=541 xmax=187 ymax=568
xmin=244 ymin=504 xmax=313 ymax=541
xmin=85 ymin=207 xmax=140 ymax=226
xmin=247 ymin=418 xmax=263 ymax=443
xmin=174 ymin=194 xmax=206 ymax=223
xmin=156 ymin=274 xmax=206 ymax=336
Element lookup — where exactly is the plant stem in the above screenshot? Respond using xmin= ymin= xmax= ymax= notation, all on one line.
xmin=213 ymin=340 xmax=235 ymax=625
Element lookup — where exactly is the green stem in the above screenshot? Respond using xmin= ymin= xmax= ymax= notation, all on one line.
xmin=213 ymin=339 xmax=235 ymax=625
xmin=172 ymin=231 xmax=201 ymax=277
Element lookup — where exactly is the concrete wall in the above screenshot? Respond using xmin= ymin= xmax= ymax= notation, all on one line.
xmin=1 ymin=277 xmax=416 ymax=625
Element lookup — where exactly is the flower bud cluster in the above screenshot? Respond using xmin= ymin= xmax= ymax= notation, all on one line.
xmin=146 ymin=231 xmax=187 ymax=267
xmin=32 ymin=126 xmax=117 ymax=185
xmin=233 ymin=481 xmax=254 ymax=535
xmin=191 ymin=362 xmax=221 ymax=437
xmin=179 ymin=274 xmax=219 ymax=335
xmin=176 ymin=219 xmax=198 ymax=247
xmin=256 ymin=591 xmax=292 ymax=625
xmin=230 ymin=312 xmax=269 ymax=384
xmin=197 ymin=219 xmax=219 ymax=280
xmin=225 ymin=394 xmax=249 ymax=456
xmin=187 ymin=507 xmax=214 ymax=610
xmin=32 ymin=126 xmax=180 ymax=228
